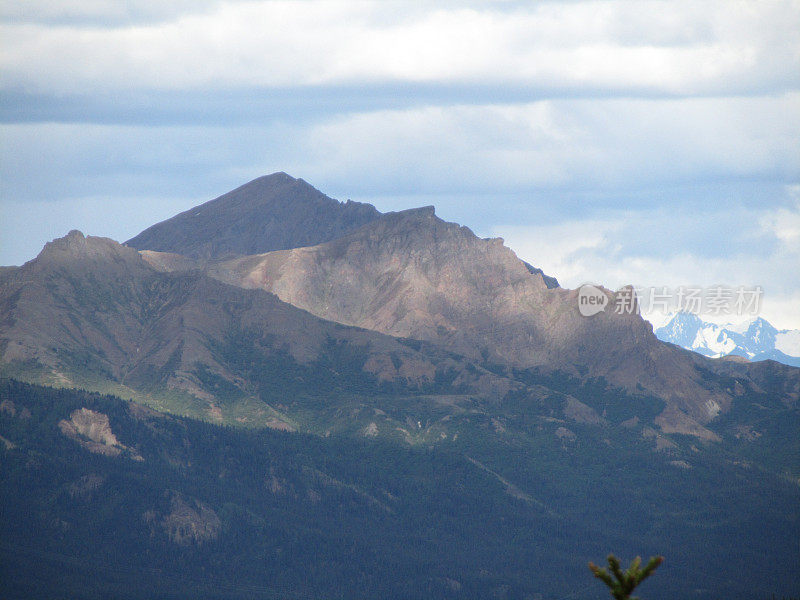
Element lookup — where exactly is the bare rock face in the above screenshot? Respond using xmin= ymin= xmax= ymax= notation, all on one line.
xmin=563 ymin=397 xmax=605 ymax=425
xmin=208 ymin=207 xmax=558 ymax=361
xmin=68 ymin=473 xmax=105 ymax=500
xmin=63 ymin=408 xmax=120 ymax=446
xmin=139 ymin=250 xmax=201 ymax=273
xmin=654 ymin=406 xmax=722 ymax=442
xmin=555 ymin=427 xmax=577 ymax=442
xmin=145 ymin=492 xmax=221 ymax=546
xmin=0 ymin=230 xmax=162 ymax=375
xmin=58 ymin=408 xmax=142 ymax=458
xmin=0 ymin=399 xmax=16 ymax=417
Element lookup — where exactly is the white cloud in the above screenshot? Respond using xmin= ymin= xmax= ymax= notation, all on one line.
xmin=2 ymin=1 xmax=798 ymax=94
xmin=761 ymin=188 xmax=800 ymax=249
xmin=491 ymin=219 xmax=622 ymax=284
xmin=0 ymin=1 xmax=225 ymax=25
xmin=760 ymin=292 xmax=800 ymax=333
xmin=3 ymin=93 xmax=798 ymax=202
xmin=493 ymin=192 xmax=800 ymax=329
xmin=291 ymin=94 xmax=800 ymax=194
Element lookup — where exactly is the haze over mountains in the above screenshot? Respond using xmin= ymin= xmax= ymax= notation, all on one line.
xmin=1 ymin=172 xmax=799 ymax=599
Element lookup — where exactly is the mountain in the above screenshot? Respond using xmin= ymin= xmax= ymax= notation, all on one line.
xmin=4 ymin=177 xmax=799 ymax=440
xmin=656 ymin=312 xmax=800 ymax=367
xmin=187 ymin=204 xmax=794 ymax=434
xmin=126 ymin=170 xmax=559 ymax=286
xmin=2 ymin=174 xmax=800 ymax=599
xmin=8 ymin=176 xmax=798 ymax=440
xmin=0 ymin=231 xmax=522 ymax=430
xmin=126 ymin=172 xmax=382 ymax=259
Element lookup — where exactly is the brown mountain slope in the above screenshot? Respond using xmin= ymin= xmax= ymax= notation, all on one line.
xmin=196 ymin=206 xmax=798 ymax=428
xmin=6 ymin=178 xmax=797 ymax=440
xmin=125 ymin=172 xmax=382 ymax=259
xmin=0 ymin=231 xmax=521 ymax=425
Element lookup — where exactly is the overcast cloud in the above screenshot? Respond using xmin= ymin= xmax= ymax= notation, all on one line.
xmin=1 ymin=0 xmax=798 ymax=327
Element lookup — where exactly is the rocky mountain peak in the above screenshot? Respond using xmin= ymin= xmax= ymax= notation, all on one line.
xmin=43 ymin=229 xmax=86 ymax=250
xmin=126 ymin=172 xmax=382 ymax=259
xmin=745 ymin=316 xmax=775 ymax=335
xmin=36 ymin=230 xmax=142 ymax=267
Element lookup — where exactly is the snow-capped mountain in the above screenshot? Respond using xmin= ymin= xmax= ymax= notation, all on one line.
xmin=655 ymin=312 xmax=800 ymax=367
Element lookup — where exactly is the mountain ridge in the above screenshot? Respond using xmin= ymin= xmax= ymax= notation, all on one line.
xmin=3 ymin=175 xmax=799 ymax=441
xmin=0 ymin=230 xmax=537 ymax=429
xmin=193 ymin=204 xmax=749 ymax=428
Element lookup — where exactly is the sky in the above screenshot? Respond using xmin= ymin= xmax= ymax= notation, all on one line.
xmin=1 ymin=0 xmax=799 ymax=328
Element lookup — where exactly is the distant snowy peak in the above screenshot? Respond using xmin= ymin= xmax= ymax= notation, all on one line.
xmin=655 ymin=313 xmax=800 ymax=368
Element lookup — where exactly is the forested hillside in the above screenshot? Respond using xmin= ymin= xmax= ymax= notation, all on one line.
xmin=1 ymin=379 xmax=797 ymax=599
